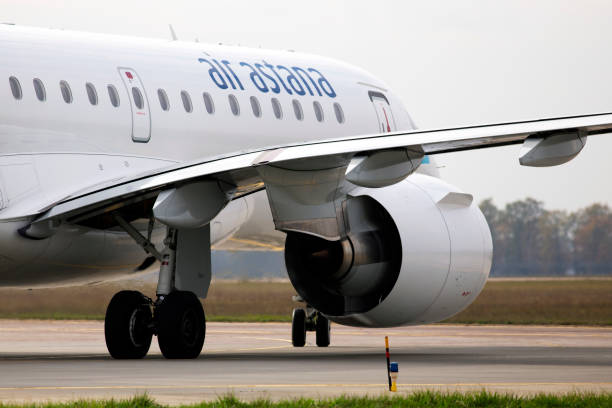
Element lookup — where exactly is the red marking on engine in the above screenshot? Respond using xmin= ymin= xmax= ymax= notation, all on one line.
xmin=461 ymin=291 xmax=472 ymax=297
xmin=125 ymin=72 xmax=133 ymax=79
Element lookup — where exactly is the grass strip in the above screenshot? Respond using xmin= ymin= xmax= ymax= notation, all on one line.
xmin=1 ymin=279 xmax=611 ymax=325
xmin=2 ymin=392 xmax=612 ymax=408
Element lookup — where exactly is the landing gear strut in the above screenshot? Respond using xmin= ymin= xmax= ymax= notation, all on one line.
xmin=291 ymin=300 xmax=330 ymax=347
xmin=104 ymin=219 xmax=206 ymax=359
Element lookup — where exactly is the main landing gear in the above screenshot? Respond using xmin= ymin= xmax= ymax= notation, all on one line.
xmin=291 ymin=301 xmax=330 ymax=347
xmin=105 ymin=290 xmax=206 ymax=359
xmin=104 ymin=220 xmax=206 ymax=359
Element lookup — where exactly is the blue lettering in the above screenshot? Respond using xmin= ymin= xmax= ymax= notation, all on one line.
xmin=255 ymin=63 xmax=281 ymax=94
xmin=222 ymin=60 xmax=244 ymax=91
xmin=264 ymin=61 xmax=292 ymax=95
xmin=291 ymin=67 xmax=321 ymax=96
xmin=213 ymin=59 xmax=236 ymax=90
xmin=240 ymin=62 xmax=269 ymax=92
xmin=198 ymin=58 xmax=228 ymax=89
xmin=277 ymin=65 xmax=305 ymax=96
xmin=308 ymin=68 xmax=336 ymax=98
xmin=201 ymin=57 xmax=336 ymax=98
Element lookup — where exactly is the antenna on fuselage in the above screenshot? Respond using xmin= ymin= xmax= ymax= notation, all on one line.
xmin=168 ymin=24 xmax=178 ymax=41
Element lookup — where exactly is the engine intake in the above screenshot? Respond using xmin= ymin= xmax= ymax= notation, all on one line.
xmin=285 ymin=195 xmax=402 ymax=316
xmin=284 ymin=174 xmax=493 ymax=327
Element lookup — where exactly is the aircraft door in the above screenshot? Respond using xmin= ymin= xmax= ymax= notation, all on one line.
xmin=369 ymin=91 xmax=397 ymax=133
xmin=118 ymin=67 xmax=151 ymax=143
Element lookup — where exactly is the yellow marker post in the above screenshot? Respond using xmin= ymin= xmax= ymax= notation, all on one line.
xmin=385 ymin=336 xmax=391 ymax=391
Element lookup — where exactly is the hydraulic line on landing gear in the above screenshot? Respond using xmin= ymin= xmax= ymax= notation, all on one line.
xmin=112 ymin=213 xmax=163 ymax=261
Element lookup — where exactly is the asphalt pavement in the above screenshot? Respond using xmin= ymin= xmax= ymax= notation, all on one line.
xmin=0 ymin=320 xmax=610 ymax=404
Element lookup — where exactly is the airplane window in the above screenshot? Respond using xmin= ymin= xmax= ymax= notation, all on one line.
xmin=333 ymin=102 xmax=345 ymax=124
xmin=271 ymin=98 xmax=282 ymax=119
xmin=33 ymin=78 xmax=46 ymax=102
xmin=107 ymin=85 xmax=120 ymax=107
xmin=229 ymin=94 xmax=240 ymax=116
xmin=313 ymin=101 xmax=324 ymax=122
xmin=86 ymin=83 xmax=98 ymax=106
xmin=60 ymin=81 xmax=73 ymax=103
xmin=132 ymin=87 xmax=144 ymax=109
xmin=203 ymin=92 xmax=214 ymax=114
xmin=181 ymin=90 xmax=193 ymax=113
xmin=292 ymin=99 xmax=303 ymax=121
xmin=250 ymin=96 xmax=261 ymax=118
xmin=9 ymin=76 xmax=22 ymax=100
xmin=158 ymin=89 xmax=169 ymax=111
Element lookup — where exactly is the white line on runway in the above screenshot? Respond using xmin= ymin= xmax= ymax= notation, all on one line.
xmin=2 ymin=382 xmax=612 ymax=391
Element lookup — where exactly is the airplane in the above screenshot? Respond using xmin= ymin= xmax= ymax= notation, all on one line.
xmin=1 ymin=24 xmax=610 ymax=359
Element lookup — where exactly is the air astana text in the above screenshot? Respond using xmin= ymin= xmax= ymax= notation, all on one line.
xmin=197 ymin=58 xmax=337 ymax=98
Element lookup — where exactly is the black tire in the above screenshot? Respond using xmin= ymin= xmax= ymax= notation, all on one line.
xmin=315 ymin=313 xmax=330 ymax=347
xmin=291 ymin=308 xmax=306 ymax=347
xmin=104 ymin=290 xmax=152 ymax=359
xmin=157 ymin=291 xmax=206 ymax=359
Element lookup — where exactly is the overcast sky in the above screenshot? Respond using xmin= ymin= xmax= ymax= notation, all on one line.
xmin=3 ymin=0 xmax=611 ymax=211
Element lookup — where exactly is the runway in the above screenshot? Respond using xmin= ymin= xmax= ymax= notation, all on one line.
xmin=0 ymin=320 xmax=611 ymax=404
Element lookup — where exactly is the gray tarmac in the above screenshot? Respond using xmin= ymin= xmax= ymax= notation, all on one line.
xmin=0 ymin=320 xmax=611 ymax=404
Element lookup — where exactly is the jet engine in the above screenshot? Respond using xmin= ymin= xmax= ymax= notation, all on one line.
xmin=284 ymin=174 xmax=492 ymax=327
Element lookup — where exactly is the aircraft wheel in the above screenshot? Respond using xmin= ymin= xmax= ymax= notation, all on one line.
xmin=104 ymin=290 xmax=152 ymax=359
xmin=315 ymin=313 xmax=330 ymax=347
xmin=291 ymin=308 xmax=306 ymax=347
xmin=157 ymin=291 xmax=206 ymax=359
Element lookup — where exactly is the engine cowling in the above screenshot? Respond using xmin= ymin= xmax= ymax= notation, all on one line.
xmin=284 ymin=174 xmax=492 ymax=327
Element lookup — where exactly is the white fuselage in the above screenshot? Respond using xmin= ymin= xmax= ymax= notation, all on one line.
xmin=0 ymin=25 xmax=420 ymax=285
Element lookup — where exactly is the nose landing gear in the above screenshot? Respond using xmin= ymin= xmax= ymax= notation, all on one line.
xmin=291 ymin=302 xmax=330 ymax=347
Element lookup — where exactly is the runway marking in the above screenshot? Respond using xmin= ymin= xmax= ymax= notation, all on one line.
xmin=330 ymin=331 xmax=612 ymax=338
xmin=0 ymin=327 xmax=102 ymax=333
xmin=1 ymin=382 xmax=612 ymax=391
xmin=0 ymin=344 xmax=294 ymax=359
xmin=206 ymin=329 xmax=612 ymax=338
xmin=234 ymin=336 xmax=293 ymax=344
xmin=209 ymin=345 xmax=293 ymax=352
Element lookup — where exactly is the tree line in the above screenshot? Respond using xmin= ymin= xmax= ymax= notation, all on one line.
xmin=479 ymin=198 xmax=612 ymax=276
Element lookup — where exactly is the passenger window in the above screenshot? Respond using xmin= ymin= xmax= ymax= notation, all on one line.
xmin=158 ymin=89 xmax=169 ymax=111
xmin=203 ymin=92 xmax=214 ymax=114
xmin=333 ymin=102 xmax=345 ymax=124
xmin=313 ymin=101 xmax=324 ymax=122
xmin=229 ymin=94 xmax=240 ymax=116
xmin=181 ymin=90 xmax=193 ymax=113
xmin=9 ymin=76 xmax=22 ymax=100
xmin=292 ymin=99 xmax=303 ymax=121
xmin=271 ymin=98 xmax=282 ymax=119
xmin=107 ymin=85 xmax=120 ymax=107
xmin=86 ymin=83 xmax=98 ymax=105
xmin=132 ymin=87 xmax=144 ymax=109
xmin=60 ymin=81 xmax=72 ymax=103
xmin=250 ymin=96 xmax=261 ymax=118
xmin=33 ymin=78 xmax=46 ymax=101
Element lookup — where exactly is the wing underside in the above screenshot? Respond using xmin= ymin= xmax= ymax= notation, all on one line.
xmin=16 ymin=112 xmax=612 ymax=237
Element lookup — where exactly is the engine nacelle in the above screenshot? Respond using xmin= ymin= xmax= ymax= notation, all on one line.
xmin=284 ymin=174 xmax=492 ymax=327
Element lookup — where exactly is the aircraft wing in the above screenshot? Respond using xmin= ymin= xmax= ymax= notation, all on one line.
xmin=21 ymin=112 xmax=612 ymax=237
